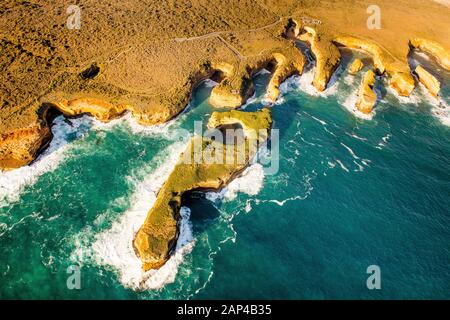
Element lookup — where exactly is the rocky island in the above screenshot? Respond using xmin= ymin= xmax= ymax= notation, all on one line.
xmin=133 ymin=108 xmax=272 ymax=270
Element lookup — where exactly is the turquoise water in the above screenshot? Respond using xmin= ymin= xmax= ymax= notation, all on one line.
xmin=0 ymin=53 xmax=449 ymax=299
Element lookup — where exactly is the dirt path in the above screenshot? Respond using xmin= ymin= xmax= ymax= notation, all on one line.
xmin=173 ymin=17 xmax=284 ymax=43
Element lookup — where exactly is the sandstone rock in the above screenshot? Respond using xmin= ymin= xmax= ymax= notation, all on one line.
xmin=349 ymin=58 xmax=364 ymax=74
xmin=265 ymin=51 xmax=304 ymax=102
xmin=133 ymin=108 xmax=272 ymax=271
xmin=54 ymin=98 xmax=127 ymax=121
xmin=410 ymin=38 xmax=450 ymax=71
xmin=0 ymin=124 xmax=50 ymax=170
xmin=335 ymin=36 xmax=415 ymax=97
xmin=298 ymin=26 xmax=341 ymax=91
xmin=209 ymin=49 xmax=304 ymax=107
xmin=356 ymin=70 xmax=377 ymax=114
xmin=414 ymin=65 xmax=441 ymax=97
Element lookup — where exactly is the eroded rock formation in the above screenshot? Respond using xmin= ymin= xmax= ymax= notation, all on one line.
xmin=410 ymin=38 xmax=450 ymax=71
xmin=334 ymin=36 xmax=415 ymax=97
xmin=355 ymin=69 xmax=377 ymax=114
xmin=1 ymin=1 xmax=450 ymax=171
xmin=414 ymin=65 xmax=441 ymax=97
xmin=349 ymin=58 xmax=364 ymax=75
xmin=209 ymin=48 xmax=305 ymax=107
xmin=296 ymin=26 xmax=341 ymax=91
xmin=0 ymin=123 xmax=50 ymax=170
xmin=133 ymin=108 xmax=272 ymax=271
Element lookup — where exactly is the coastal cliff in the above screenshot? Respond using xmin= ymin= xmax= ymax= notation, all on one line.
xmin=334 ymin=36 xmax=415 ymax=97
xmin=1 ymin=0 xmax=450 ymax=171
xmin=209 ymin=48 xmax=305 ymax=107
xmin=410 ymin=38 xmax=450 ymax=71
xmin=133 ymin=108 xmax=272 ymax=271
xmin=0 ymin=124 xmax=50 ymax=170
xmin=296 ymin=26 xmax=341 ymax=92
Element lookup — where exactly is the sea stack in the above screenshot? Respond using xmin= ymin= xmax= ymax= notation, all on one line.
xmin=355 ymin=69 xmax=377 ymax=114
xmin=349 ymin=58 xmax=364 ymax=75
xmin=133 ymin=108 xmax=272 ymax=271
xmin=414 ymin=65 xmax=441 ymax=97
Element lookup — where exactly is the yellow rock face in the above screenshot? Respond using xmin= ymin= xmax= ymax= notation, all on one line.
xmin=2 ymin=1 xmax=449 ymax=170
xmin=209 ymin=49 xmax=305 ymax=107
xmin=297 ymin=26 xmax=341 ymax=92
xmin=334 ymin=36 xmax=415 ymax=97
xmin=414 ymin=65 xmax=441 ymax=97
xmin=410 ymin=38 xmax=450 ymax=71
xmin=349 ymin=58 xmax=364 ymax=75
xmin=54 ymin=98 xmax=127 ymax=121
xmin=133 ymin=108 xmax=272 ymax=271
xmin=356 ymin=70 xmax=377 ymax=114
xmin=0 ymin=124 xmax=51 ymax=170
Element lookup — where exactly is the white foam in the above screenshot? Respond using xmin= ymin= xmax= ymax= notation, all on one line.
xmin=344 ymin=74 xmax=355 ymax=85
xmin=310 ymin=115 xmax=327 ymax=126
xmin=267 ymin=195 xmax=305 ymax=207
xmin=261 ymin=172 xmax=314 ymax=207
xmin=415 ymin=83 xmax=450 ymax=126
xmin=86 ymin=141 xmax=192 ymax=291
xmin=0 ymin=212 xmax=40 ymax=237
xmin=346 ymin=132 xmax=368 ymax=141
xmin=92 ymin=111 xmax=186 ymax=137
xmin=254 ymin=68 xmax=271 ymax=76
xmin=430 ymin=99 xmax=450 ymax=126
xmin=376 ymin=133 xmax=392 ymax=149
xmin=386 ymin=84 xmax=422 ymax=106
xmin=203 ymin=79 xmax=218 ymax=88
xmin=335 ymin=159 xmax=350 ymax=172
xmin=341 ymin=142 xmax=360 ymax=160
xmin=0 ymin=116 xmax=94 ymax=207
xmin=240 ymin=92 xmax=258 ymax=110
xmin=206 ymin=163 xmax=265 ymax=202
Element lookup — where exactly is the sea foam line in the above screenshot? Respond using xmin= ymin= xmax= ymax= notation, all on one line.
xmin=205 ymin=162 xmax=265 ymax=203
xmin=0 ymin=116 xmax=94 ymax=207
xmin=84 ymin=141 xmax=192 ymax=291
xmin=0 ymin=106 xmax=191 ymax=208
xmin=341 ymin=89 xmax=375 ymax=120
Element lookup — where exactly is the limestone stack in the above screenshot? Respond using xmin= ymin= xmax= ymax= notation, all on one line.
xmin=133 ymin=108 xmax=272 ymax=271
xmin=414 ymin=65 xmax=441 ymax=97
xmin=356 ymin=70 xmax=377 ymax=114
xmin=349 ymin=58 xmax=364 ymax=74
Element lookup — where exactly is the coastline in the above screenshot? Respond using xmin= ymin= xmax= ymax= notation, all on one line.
xmin=1 ymin=0 xmax=450 ymax=285
xmin=1 ymin=0 xmax=450 ymax=170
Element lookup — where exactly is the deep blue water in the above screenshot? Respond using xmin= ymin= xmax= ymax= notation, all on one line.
xmin=0 ymin=53 xmax=449 ymax=299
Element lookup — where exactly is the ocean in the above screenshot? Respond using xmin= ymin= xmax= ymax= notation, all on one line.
xmin=0 ymin=50 xmax=449 ymax=299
